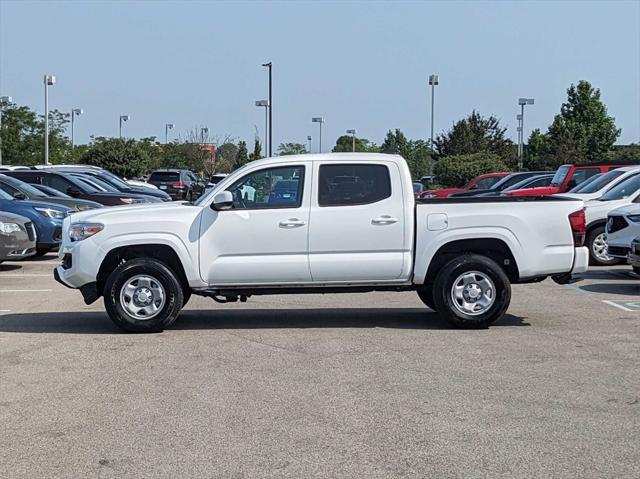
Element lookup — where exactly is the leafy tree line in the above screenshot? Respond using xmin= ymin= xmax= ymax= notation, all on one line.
xmin=0 ymin=80 xmax=635 ymax=183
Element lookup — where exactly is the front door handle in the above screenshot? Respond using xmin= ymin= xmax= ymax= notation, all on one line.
xmin=371 ymin=215 xmax=399 ymax=225
xmin=279 ymin=218 xmax=306 ymax=228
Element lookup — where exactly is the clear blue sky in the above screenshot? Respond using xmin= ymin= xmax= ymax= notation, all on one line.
xmin=1 ymin=0 xmax=639 ymax=151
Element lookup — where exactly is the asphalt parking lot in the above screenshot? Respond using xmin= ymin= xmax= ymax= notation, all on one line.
xmin=1 ymin=254 xmax=639 ymax=478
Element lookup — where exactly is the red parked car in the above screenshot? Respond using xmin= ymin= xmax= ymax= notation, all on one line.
xmin=506 ymin=163 xmax=628 ymax=197
xmin=419 ymin=172 xmax=510 ymax=198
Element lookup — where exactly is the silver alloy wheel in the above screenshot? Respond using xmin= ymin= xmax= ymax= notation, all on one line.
xmin=450 ymin=271 xmax=496 ymax=316
xmin=592 ymin=233 xmax=613 ymax=262
xmin=119 ymin=274 xmax=166 ymax=320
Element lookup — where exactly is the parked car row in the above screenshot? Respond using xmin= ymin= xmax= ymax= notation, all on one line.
xmin=0 ymin=164 xmax=204 ymax=262
xmin=417 ymin=162 xmax=640 ymax=267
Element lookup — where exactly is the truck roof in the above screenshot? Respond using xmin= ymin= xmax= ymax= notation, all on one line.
xmin=251 ymin=152 xmax=405 ymax=167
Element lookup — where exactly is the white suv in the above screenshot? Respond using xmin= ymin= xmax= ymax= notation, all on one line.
xmin=605 ymin=204 xmax=640 ymax=262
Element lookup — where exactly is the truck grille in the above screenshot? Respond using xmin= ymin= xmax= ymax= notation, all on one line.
xmin=607 ymin=216 xmax=628 ymax=234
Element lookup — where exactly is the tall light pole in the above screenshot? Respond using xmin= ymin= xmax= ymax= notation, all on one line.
xmin=0 ymin=95 xmax=12 ymax=166
xmin=261 ymin=62 xmax=272 ymax=157
xmin=312 ymin=117 xmax=324 ymax=153
xmin=255 ymin=100 xmax=268 ymax=153
xmin=71 ymin=108 xmax=83 ymax=151
xmin=518 ymin=98 xmax=535 ymax=170
xmin=428 ymin=74 xmax=438 ymax=178
xmin=307 ymin=135 xmax=312 ymax=153
xmin=119 ymin=115 xmax=130 ymax=139
xmin=516 ymin=113 xmax=523 ymax=164
xmin=165 ymin=123 xmax=174 ymax=144
xmin=346 ymin=129 xmax=356 ymax=152
xmin=44 ymin=75 xmax=56 ymax=165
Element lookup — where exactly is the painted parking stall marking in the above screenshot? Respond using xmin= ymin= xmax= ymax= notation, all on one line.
xmin=602 ymin=300 xmax=640 ymax=312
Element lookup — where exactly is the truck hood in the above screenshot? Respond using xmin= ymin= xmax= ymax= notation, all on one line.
xmin=68 ymin=200 xmax=198 ymax=224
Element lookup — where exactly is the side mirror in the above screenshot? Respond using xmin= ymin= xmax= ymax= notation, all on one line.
xmin=66 ymin=187 xmax=81 ymax=197
xmin=13 ymin=192 xmax=28 ymax=200
xmin=211 ymin=190 xmax=233 ymax=211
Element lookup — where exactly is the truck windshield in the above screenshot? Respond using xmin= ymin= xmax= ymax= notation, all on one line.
xmin=551 ymin=165 xmax=571 ymax=186
xmin=599 ymin=173 xmax=640 ymax=201
xmin=577 ymin=170 xmax=624 ymax=193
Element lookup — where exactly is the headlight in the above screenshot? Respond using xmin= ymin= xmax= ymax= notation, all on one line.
xmin=34 ymin=207 xmax=67 ymax=219
xmin=628 ymin=215 xmax=640 ymax=223
xmin=0 ymin=221 xmax=21 ymax=234
xmin=76 ymin=204 xmax=98 ymax=212
xmin=69 ymin=223 xmax=104 ymax=242
xmin=120 ymin=197 xmax=146 ymax=204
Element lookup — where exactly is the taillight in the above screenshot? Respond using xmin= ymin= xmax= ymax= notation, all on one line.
xmin=569 ymin=209 xmax=586 ymax=247
xmin=171 ymin=182 xmax=186 ymax=189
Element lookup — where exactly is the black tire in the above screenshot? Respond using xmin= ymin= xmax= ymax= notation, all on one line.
xmin=182 ymin=289 xmax=192 ymax=307
xmin=34 ymin=248 xmax=50 ymax=257
xmin=103 ymin=258 xmax=184 ymax=333
xmin=587 ymin=226 xmax=620 ymax=266
xmin=432 ymin=254 xmax=511 ymax=329
xmin=416 ymin=287 xmax=436 ymax=310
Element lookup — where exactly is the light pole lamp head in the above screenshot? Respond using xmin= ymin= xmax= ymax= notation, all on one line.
xmin=44 ymin=75 xmax=56 ymax=86
xmin=255 ymin=100 xmax=268 ymax=107
xmin=120 ymin=115 xmax=130 ymax=122
xmin=201 ymin=127 xmax=208 ymax=134
xmin=261 ymin=62 xmax=272 ymax=68
xmin=167 ymin=123 xmax=174 ymax=130
xmin=428 ymin=74 xmax=439 ymax=86
xmin=346 ymin=129 xmax=356 ymax=135
xmin=307 ymin=136 xmax=312 ymax=141
xmin=312 ymin=117 xmax=324 ymax=124
xmin=518 ymin=98 xmax=535 ymax=105
xmin=73 ymin=108 xmax=83 ymax=116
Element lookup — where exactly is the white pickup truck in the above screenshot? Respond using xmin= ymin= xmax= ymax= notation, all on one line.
xmin=54 ymin=153 xmax=589 ymax=333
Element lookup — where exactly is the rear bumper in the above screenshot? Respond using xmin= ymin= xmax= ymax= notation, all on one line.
xmin=551 ymin=247 xmax=589 ymax=285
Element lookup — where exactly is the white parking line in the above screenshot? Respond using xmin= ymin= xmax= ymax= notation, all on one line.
xmin=0 ymin=309 xmax=10 ymax=312
xmin=0 ymin=289 xmax=53 ymax=293
xmin=602 ymin=300 xmax=634 ymax=312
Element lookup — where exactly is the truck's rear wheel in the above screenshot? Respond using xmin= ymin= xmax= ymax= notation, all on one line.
xmin=104 ymin=258 xmax=184 ymax=333
xmin=433 ymin=254 xmax=511 ymax=329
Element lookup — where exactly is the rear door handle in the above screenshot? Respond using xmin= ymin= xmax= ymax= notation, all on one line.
xmin=279 ymin=218 xmax=306 ymax=228
xmin=371 ymin=215 xmax=399 ymax=225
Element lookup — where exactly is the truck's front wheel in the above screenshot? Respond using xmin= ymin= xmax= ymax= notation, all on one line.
xmin=104 ymin=258 xmax=184 ymax=333
xmin=433 ymin=254 xmax=511 ymax=329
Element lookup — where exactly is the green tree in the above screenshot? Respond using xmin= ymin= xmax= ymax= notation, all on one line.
xmin=0 ymin=100 xmax=72 ymax=165
xmin=524 ymin=128 xmax=551 ymax=170
xmin=434 ymin=110 xmax=515 ymax=162
xmin=234 ymin=140 xmax=249 ymax=169
xmin=546 ymin=80 xmax=621 ymax=164
xmin=277 ymin=142 xmax=307 ymax=155
xmin=81 ymin=137 xmax=157 ymax=178
xmin=433 ymin=152 xmax=509 ymax=187
xmin=332 ymin=135 xmax=380 ymax=153
xmin=380 ymin=129 xmax=429 ymax=179
xmin=160 ymin=142 xmax=204 ymax=171
xmin=249 ymin=138 xmax=262 ymax=161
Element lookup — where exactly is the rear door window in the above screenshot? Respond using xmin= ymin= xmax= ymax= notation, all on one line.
xmin=318 ymin=164 xmax=391 ymax=206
